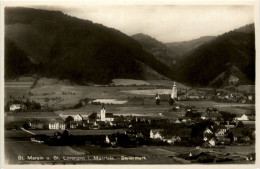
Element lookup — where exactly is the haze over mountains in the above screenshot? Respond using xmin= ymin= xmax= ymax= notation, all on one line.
xmin=5 ymin=7 xmax=255 ymax=87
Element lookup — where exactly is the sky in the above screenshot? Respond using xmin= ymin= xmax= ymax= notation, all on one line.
xmin=10 ymin=4 xmax=255 ymax=43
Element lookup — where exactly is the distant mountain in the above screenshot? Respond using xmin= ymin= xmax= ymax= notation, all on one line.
xmin=175 ymin=24 xmax=255 ymax=87
xmin=5 ymin=7 xmax=173 ymax=83
xmin=234 ymin=23 xmax=255 ymax=33
xmin=131 ymin=33 xmax=177 ymax=67
xmin=166 ymin=36 xmax=216 ymax=57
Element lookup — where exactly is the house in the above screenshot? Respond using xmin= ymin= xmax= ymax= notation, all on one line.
xmin=163 ymin=136 xmax=181 ymax=144
xmin=201 ymin=108 xmax=221 ymax=121
xmin=204 ymin=128 xmax=213 ymax=134
xmin=174 ymin=118 xmax=181 ymax=124
xmin=150 ymin=129 xmax=163 ymax=140
xmin=74 ymin=114 xmax=83 ymax=121
xmin=9 ymin=104 xmax=23 ymax=111
xmin=215 ymin=129 xmax=226 ymax=138
xmin=104 ymin=135 xmax=117 ymax=146
xmin=203 ymin=128 xmax=214 ymax=141
xmin=69 ymin=121 xmax=83 ymax=129
xmin=28 ymin=119 xmax=44 ymax=129
xmin=208 ymin=138 xmax=216 ymax=147
xmin=236 ymin=114 xmax=255 ymax=121
xmin=216 ymin=126 xmax=227 ymax=133
xmin=49 ymin=120 xmax=66 ymax=130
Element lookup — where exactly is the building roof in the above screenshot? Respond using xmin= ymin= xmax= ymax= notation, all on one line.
xmin=75 ymin=114 xmax=83 ymax=118
xmin=49 ymin=118 xmax=65 ymax=125
xmin=106 ymin=113 xmax=114 ymax=118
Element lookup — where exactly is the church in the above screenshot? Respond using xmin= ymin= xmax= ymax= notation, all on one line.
xmin=171 ymin=82 xmax=177 ymax=99
xmin=100 ymin=105 xmax=114 ymax=122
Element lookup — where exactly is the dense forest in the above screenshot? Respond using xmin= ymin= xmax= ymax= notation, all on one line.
xmin=175 ymin=25 xmax=255 ymax=86
xmin=5 ymin=7 xmax=173 ymax=84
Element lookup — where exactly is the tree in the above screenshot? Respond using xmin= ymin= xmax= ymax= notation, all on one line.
xmin=65 ymin=116 xmax=74 ymax=123
xmin=237 ymin=121 xmax=244 ymax=128
xmin=156 ymin=99 xmax=160 ymax=105
xmin=23 ymin=122 xmax=30 ymax=129
xmin=89 ymin=112 xmax=97 ymax=120
xmin=168 ymin=98 xmax=174 ymax=105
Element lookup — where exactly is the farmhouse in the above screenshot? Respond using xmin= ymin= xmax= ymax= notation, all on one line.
xmin=236 ymin=114 xmax=255 ymax=121
xmin=28 ymin=119 xmax=44 ymax=129
xmin=215 ymin=129 xmax=226 ymax=138
xmin=9 ymin=104 xmax=23 ymax=111
xmin=49 ymin=120 xmax=66 ymax=130
xmin=150 ymin=129 xmax=163 ymax=140
xmin=74 ymin=114 xmax=83 ymax=121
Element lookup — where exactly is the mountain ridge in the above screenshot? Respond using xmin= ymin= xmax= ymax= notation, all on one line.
xmin=5 ymin=7 xmax=173 ymax=83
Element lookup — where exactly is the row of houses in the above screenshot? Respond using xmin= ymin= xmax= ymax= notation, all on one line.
xmin=150 ymin=123 xmax=254 ymax=147
xmin=27 ymin=106 xmax=117 ymax=130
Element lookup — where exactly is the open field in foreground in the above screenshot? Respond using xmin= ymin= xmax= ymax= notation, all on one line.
xmin=4 ymin=136 xmax=255 ymax=164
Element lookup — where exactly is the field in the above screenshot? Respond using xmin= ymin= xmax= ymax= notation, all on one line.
xmin=5 ymin=135 xmax=255 ymax=164
xmin=4 ymin=77 xmax=256 ymax=164
xmin=176 ymin=101 xmax=254 ymax=116
xmin=5 ymin=138 xmax=85 ymax=164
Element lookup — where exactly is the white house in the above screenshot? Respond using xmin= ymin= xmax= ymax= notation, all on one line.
xmin=208 ymin=138 xmax=216 ymax=147
xmin=150 ymin=129 xmax=163 ymax=140
xmin=215 ymin=129 xmax=225 ymax=137
xmin=9 ymin=104 xmax=22 ymax=111
xmin=49 ymin=121 xmax=66 ymax=130
xmin=105 ymin=135 xmax=110 ymax=144
xmin=237 ymin=114 xmax=255 ymax=121
xmin=74 ymin=114 xmax=83 ymax=121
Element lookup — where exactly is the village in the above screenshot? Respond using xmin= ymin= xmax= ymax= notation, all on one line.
xmin=4 ymin=79 xmax=256 ymax=164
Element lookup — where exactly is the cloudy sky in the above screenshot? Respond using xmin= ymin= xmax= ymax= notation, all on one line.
xmin=11 ymin=4 xmax=255 ymax=43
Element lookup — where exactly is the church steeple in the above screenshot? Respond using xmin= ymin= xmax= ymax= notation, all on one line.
xmin=171 ymin=81 xmax=177 ymax=99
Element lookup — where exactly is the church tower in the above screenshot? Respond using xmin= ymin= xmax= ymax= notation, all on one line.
xmin=171 ymin=82 xmax=177 ymax=99
xmin=101 ymin=105 xmax=106 ymax=121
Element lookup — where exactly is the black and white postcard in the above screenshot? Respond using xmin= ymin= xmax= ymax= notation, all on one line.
xmin=1 ymin=0 xmax=259 ymax=168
